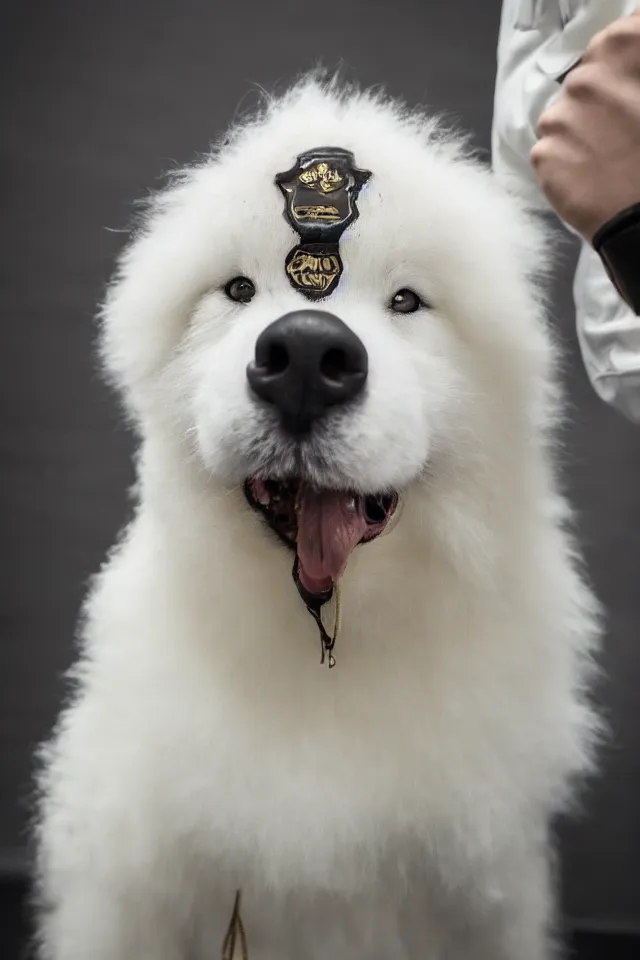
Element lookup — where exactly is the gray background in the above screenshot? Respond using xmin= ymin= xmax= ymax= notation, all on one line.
xmin=1 ymin=0 xmax=639 ymax=933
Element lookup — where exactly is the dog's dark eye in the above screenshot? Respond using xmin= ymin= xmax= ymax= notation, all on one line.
xmin=225 ymin=276 xmax=256 ymax=304
xmin=390 ymin=289 xmax=423 ymax=314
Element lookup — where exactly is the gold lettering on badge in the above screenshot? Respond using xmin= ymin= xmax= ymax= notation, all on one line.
xmin=292 ymin=204 xmax=341 ymax=222
xmin=286 ymin=250 xmax=341 ymax=293
xmin=298 ymin=161 xmax=344 ymax=193
xmin=221 ymin=890 xmax=248 ymax=960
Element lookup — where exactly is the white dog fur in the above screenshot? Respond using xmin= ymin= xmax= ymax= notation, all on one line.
xmin=34 ymin=78 xmax=601 ymax=960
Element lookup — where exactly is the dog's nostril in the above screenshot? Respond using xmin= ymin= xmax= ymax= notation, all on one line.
xmin=320 ymin=347 xmax=350 ymax=383
xmin=267 ymin=342 xmax=289 ymax=375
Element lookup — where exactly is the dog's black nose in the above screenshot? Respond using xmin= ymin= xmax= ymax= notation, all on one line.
xmin=247 ymin=310 xmax=368 ymax=434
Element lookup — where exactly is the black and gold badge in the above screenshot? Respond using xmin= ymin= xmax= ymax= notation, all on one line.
xmin=275 ymin=148 xmax=371 ymax=300
xmin=284 ymin=246 xmax=342 ymax=297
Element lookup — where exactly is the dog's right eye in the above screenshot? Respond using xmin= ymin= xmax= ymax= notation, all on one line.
xmin=390 ymin=289 xmax=423 ymax=314
xmin=225 ymin=276 xmax=256 ymax=304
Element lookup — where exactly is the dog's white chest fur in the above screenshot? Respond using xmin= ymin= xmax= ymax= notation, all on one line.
xmin=37 ymin=515 xmax=583 ymax=959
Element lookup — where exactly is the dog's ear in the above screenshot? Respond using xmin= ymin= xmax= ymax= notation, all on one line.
xmin=98 ymin=228 xmax=180 ymax=428
xmin=98 ymin=172 xmax=220 ymax=428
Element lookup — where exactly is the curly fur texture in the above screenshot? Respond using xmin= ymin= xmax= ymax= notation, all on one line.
xmin=33 ymin=78 xmax=601 ymax=960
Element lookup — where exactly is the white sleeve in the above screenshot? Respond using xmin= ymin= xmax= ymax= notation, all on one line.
xmin=492 ymin=1 xmax=570 ymax=209
xmin=492 ymin=0 xmax=640 ymax=422
xmin=574 ymin=245 xmax=640 ymax=422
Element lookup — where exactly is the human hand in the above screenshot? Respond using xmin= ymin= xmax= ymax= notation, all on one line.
xmin=530 ymin=11 xmax=640 ymax=243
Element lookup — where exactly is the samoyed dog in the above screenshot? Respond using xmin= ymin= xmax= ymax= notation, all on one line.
xmin=34 ymin=79 xmax=600 ymax=960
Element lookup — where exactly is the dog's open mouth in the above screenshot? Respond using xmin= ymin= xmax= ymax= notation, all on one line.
xmin=244 ymin=478 xmax=398 ymax=596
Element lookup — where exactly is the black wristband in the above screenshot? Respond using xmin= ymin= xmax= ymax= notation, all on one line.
xmin=592 ymin=203 xmax=640 ymax=316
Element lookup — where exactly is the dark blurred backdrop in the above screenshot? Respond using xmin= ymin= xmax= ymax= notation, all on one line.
xmin=1 ymin=0 xmax=639 ymax=955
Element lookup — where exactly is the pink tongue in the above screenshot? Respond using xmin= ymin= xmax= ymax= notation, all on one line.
xmin=296 ymin=487 xmax=369 ymax=595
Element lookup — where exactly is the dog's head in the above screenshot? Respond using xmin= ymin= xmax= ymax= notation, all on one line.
xmin=100 ymin=80 xmax=554 ymax=596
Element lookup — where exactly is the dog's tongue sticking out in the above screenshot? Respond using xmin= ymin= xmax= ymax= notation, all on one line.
xmin=295 ymin=488 xmax=368 ymax=595
xmin=295 ymin=485 xmax=398 ymax=595
xmin=245 ymin=477 xmax=397 ymax=601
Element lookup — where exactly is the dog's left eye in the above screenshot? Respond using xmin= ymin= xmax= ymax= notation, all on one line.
xmin=390 ymin=289 xmax=424 ymax=314
xmin=225 ymin=276 xmax=256 ymax=304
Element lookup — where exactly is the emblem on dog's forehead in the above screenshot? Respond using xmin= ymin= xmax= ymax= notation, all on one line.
xmin=285 ymin=247 xmax=342 ymax=296
xmin=275 ymin=147 xmax=371 ymax=300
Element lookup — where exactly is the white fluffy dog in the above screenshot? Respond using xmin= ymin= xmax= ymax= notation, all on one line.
xmin=34 ymin=79 xmax=600 ymax=960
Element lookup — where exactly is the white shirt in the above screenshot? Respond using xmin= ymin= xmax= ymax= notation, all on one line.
xmin=493 ymin=0 xmax=640 ymax=421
